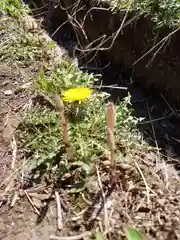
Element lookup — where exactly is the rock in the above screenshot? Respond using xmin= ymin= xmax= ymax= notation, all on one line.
xmin=3 ymin=90 xmax=13 ymax=95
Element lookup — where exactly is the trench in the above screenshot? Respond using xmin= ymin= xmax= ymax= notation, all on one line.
xmin=25 ymin=0 xmax=180 ymax=164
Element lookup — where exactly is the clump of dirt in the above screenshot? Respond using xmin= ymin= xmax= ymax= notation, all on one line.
xmin=0 ymin=198 xmax=57 ymax=240
xmin=1 ymin=149 xmax=180 ymax=240
xmin=78 ymin=152 xmax=180 ymax=240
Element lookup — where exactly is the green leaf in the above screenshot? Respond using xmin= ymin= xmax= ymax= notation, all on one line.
xmin=95 ymin=232 xmax=104 ymax=240
xmin=126 ymin=228 xmax=143 ymax=240
xmin=40 ymin=68 xmax=45 ymax=80
xmin=47 ymin=43 xmax=56 ymax=49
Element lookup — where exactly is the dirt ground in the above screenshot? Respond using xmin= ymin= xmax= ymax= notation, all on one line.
xmin=0 ymin=64 xmax=28 ymax=182
xmin=0 ymin=63 xmax=60 ymax=240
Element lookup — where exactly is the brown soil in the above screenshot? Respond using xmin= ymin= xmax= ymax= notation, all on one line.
xmin=0 ymin=200 xmax=57 ymax=240
xmin=0 ymin=63 xmax=60 ymax=240
xmin=0 ymin=63 xmax=30 ymax=183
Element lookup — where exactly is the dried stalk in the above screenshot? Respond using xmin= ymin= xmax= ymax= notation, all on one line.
xmin=50 ymin=231 xmax=90 ymax=240
xmin=96 ymin=165 xmax=109 ymax=234
xmin=11 ymin=135 xmax=17 ymax=170
xmin=55 ymin=191 xmax=63 ymax=230
xmin=24 ymin=190 xmax=40 ymax=216
xmin=107 ymin=102 xmax=116 ymax=177
xmin=53 ymin=95 xmax=73 ymax=161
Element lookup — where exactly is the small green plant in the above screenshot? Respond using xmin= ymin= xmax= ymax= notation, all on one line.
xmin=95 ymin=231 xmax=105 ymax=240
xmin=0 ymin=22 xmax=52 ymax=64
xmin=125 ymin=227 xmax=143 ymax=240
xmin=135 ymin=0 xmax=180 ymax=28
xmin=0 ymin=0 xmax=29 ymax=18
xmin=36 ymin=61 xmax=99 ymax=95
xmin=19 ymin=59 xmax=142 ymax=184
xmin=18 ymin=108 xmax=62 ymax=170
xmin=105 ymin=0 xmax=180 ymax=28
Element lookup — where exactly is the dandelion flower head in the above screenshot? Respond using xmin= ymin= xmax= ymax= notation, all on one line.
xmin=62 ymin=87 xmax=93 ymax=103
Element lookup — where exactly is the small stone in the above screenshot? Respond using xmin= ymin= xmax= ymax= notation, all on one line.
xmin=102 ymin=160 xmax=111 ymax=166
xmin=3 ymin=90 xmax=13 ymax=95
xmin=157 ymin=199 xmax=166 ymax=206
xmin=143 ymin=220 xmax=153 ymax=227
xmin=106 ymin=199 xmax=112 ymax=209
xmin=62 ymin=172 xmax=72 ymax=180
xmin=155 ymin=189 xmax=164 ymax=196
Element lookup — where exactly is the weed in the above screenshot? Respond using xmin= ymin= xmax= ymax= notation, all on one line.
xmin=18 ymin=108 xmax=62 ymax=169
xmin=19 ymin=59 xmax=142 ymax=184
xmin=105 ymin=0 xmax=180 ymax=28
xmin=125 ymin=227 xmax=143 ymax=240
xmin=36 ymin=61 xmax=99 ymax=95
xmin=0 ymin=0 xmax=29 ymax=18
xmin=0 ymin=20 xmax=54 ymax=64
xmin=95 ymin=231 xmax=105 ymax=240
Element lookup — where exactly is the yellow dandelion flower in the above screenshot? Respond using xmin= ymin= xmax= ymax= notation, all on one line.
xmin=62 ymin=87 xmax=93 ymax=104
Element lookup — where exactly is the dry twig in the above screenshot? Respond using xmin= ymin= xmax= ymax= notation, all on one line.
xmin=96 ymin=165 xmax=109 ymax=234
xmin=10 ymin=192 xmax=18 ymax=207
xmin=133 ymin=26 xmax=180 ymax=66
xmin=94 ymin=84 xmax=127 ymax=90
xmin=77 ymin=1 xmax=133 ymax=53
xmin=11 ymin=135 xmax=17 ymax=170
xmin=107 ymin=102 xmax=116 ymax=177
xmin=134 ymin=160 xmax=150 ymax=204
xmin=50 ymin=232 xmax=90 ymax=240
xmin=0 ymin=162 xmax=27 ymax=189
xmin=160 ymin=94 xmax=179 ymax=118
xmin=57 ymin=0 xmax=134 ymax=64
xmin=24 ymin=190 xmax=40 ymax=216
xmin=55 ymin=191 xmax=63 ymax=230
xmin=146 ymin=100 xmax=160 ymax=166
xmin=53 ymin=95 xmax=73 ymax=161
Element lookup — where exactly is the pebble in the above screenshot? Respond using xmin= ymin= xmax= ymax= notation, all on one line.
xmin=0 ymin=11 xmax=6 ymax=18
xmin=3 ymin=90 xmax=13 ymax=95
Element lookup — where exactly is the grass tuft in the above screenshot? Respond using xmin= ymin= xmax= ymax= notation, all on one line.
xmin=104 ymin=0 xmax=180 ymax=28
xmin=0 ymin=20 xmax=55 ymax=65
xmin=18 ymin=59 xmax=143 ymax=182
xmin=36 ymin=61 xmax=99 ymax=95
xmin=0 ymin=0 xmax=29 ymax=18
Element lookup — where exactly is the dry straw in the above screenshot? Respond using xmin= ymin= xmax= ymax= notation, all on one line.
xmin=53 ymin=94 xmax=73 ymax=162
xmin=107 ymin=102 xmax=116 ymax=178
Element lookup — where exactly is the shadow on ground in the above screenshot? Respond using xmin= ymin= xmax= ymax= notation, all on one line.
xmin=80 ymin=61 xmax=180 ymax=166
